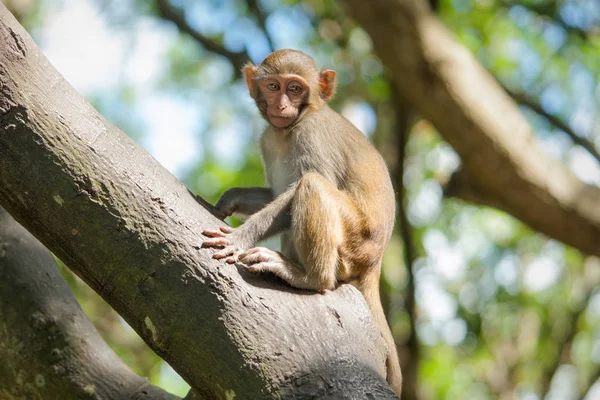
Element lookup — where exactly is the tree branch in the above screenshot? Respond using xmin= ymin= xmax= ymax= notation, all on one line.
xmin=342 ymin=0 xmax=600 ymax=257
xmin=155 ymin=0 xmax=250 ymax=74
xmin=0 ymin=4 xmax=397 ymax=398
xmin=443 ymin=169 xmax=516 ymax=212
xmin=506 ymin=88 xmax=600 ymax=164
xmin=0 ymin=208 xmax=180 ymax=400
xmin=246 ymin=0 xmax=274 ymax=52
xmin=539 ymin=293 xmax=591 ymax=398
xmin=390 ymin=90 xmax=420 ymax=400
xmin=579 ymin=364 xmax=600 ymax=400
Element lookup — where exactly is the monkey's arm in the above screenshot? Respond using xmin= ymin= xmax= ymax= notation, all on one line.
xmin=202 ymin=185 xmax=295 ymax=261
xmin=214 ymin=187 xmax=274 ymax=218
xmin=238 ymin=186 xmax=294 ymax=243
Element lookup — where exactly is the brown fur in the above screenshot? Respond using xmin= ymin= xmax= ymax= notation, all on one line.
xmin=202 ymin=49 xmax=402 ymax=396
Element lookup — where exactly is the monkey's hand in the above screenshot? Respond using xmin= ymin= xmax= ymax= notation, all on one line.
xmin=201 ymin=226 xmax=250 ymax=263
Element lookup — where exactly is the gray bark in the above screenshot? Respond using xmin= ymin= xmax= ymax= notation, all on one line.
xmin=343 ymin=0 xmax=600 ymax=256
xmin=0 ymin=4 xmax=396 ymax=399
xmin=0 ymin=207 xmax=179 ymax=400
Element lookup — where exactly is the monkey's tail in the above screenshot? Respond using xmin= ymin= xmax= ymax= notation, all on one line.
xmin=358 ymin=268 xmax=403 ymax=398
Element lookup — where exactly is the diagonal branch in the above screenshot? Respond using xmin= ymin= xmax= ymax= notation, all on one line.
xmin=156 ymin=0 xmax=250 ymax=74
xmin=506 ymin=88 xmax=600 ymax=164
xmin=246 ymin=0 xmax=274 ymax=52
xmin=0 ymin=208 xmax=180 ymax=400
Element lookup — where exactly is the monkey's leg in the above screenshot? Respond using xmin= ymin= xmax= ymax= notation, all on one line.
xmin=294 ymin=173 xmax=403 ymax=394
xmin=240 ymin=172 xmax=359 ymax=291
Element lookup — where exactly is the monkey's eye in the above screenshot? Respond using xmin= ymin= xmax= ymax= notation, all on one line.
xmin=288 ymin=84 xmax=303 ymax=94
xmin=266 ymin=82 xmax=280 ymax=91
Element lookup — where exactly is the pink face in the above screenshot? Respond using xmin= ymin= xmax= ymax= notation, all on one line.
xmin=259 ymin=74 xmax=309 ymax=129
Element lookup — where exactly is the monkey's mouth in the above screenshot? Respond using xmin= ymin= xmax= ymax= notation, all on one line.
xmin=268 ymin=113 xmax=297 ymax=119
xmin=268 ymin=114 xmax=297 ymax=128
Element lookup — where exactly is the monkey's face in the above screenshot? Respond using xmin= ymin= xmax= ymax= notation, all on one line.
xmin=257 ymin=74 xmax=309 ymax=129
xmin=243 ymin=51 xmax=337 ymax=129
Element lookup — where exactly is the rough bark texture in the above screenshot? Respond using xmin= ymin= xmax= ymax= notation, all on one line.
xmin=0 ymin=208 xmax=180 ymax=400
xmin=343 ymin=0 xmax=600 ymax=256
xmin=0 ymin=4 xmax=396 ymax=399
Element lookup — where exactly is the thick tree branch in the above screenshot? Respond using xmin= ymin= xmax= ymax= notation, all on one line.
xmin=443 ymin=169 xmax=515 ymax=212
xmin=0 ymin=4 xmax=396 ymax=399
xmin=342 ymin=0 xmax=600 ymax=257
xmin=507 ymin=88 xmax=600 ymax=164
xmin=156 ymin=0 xmax=250 ymax=74
xmin=0 ymin=208 xmax=180 ymax=400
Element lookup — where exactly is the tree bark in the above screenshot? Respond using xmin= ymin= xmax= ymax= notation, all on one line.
xmin=0 ymin=4 xmax=396 ymax=399
xmin=0 ymin=207 xmax=180 ymax=400
xmin=343 ymin=0 xmax=600 ymax=256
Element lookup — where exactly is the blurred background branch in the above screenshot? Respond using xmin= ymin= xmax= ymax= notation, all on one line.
xmin=156 ymin=0 xmax=250 ymax=74
xmin=390 ymin=89 xmax=420 ymax=400
xmin=506 ymin=87 xmax=600 ymax=163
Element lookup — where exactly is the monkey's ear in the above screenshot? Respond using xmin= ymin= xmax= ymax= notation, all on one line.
xmin=319 ymin=69 xmax=336 ymax=102
xmin=243 ymin=64 xmax=258 ymax=98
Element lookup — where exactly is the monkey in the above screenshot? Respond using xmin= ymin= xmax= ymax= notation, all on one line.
xmin=201 ymin=49 xmax=402 ymax=396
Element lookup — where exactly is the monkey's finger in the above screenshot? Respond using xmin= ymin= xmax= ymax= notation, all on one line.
xmin=239 ymin=247 xmax=275 ymax=264
xmin=202 ymin=238 xmax=231 ymax=248
xmin=238 ymin=249 xmax=254 ymax=258
xmin=225 ymin=256 xmax=238 ymax=264
xmin=202 ymin=229 xmax=227 ymax=238
xmin=219 ymin=226 xmax=234 ymax=234
xmin=212 ymin=247 xmax=237 ymax=260
xmin=238 ymin=249 xmax=256 ymax=262
xmin=238 ymin=247 xmax=283 ymax=264
xmin=247 ymin=262 xmax=279 ymax=274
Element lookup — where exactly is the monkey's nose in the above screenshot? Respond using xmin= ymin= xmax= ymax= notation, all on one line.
xmin=278 ymin=105 xmax=287 ymax=110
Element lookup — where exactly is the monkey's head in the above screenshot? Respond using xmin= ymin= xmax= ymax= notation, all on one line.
xmin=244 ymin=49 xmax=336 ymax=129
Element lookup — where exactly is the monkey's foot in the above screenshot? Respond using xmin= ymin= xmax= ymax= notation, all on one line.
xmin=201 ymin=226 xmax=242 ymax=263
xmin=240 ymin=247 xmax=326 ymax=293
xmin=239 ymin=247 xmax=286 ymax=273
